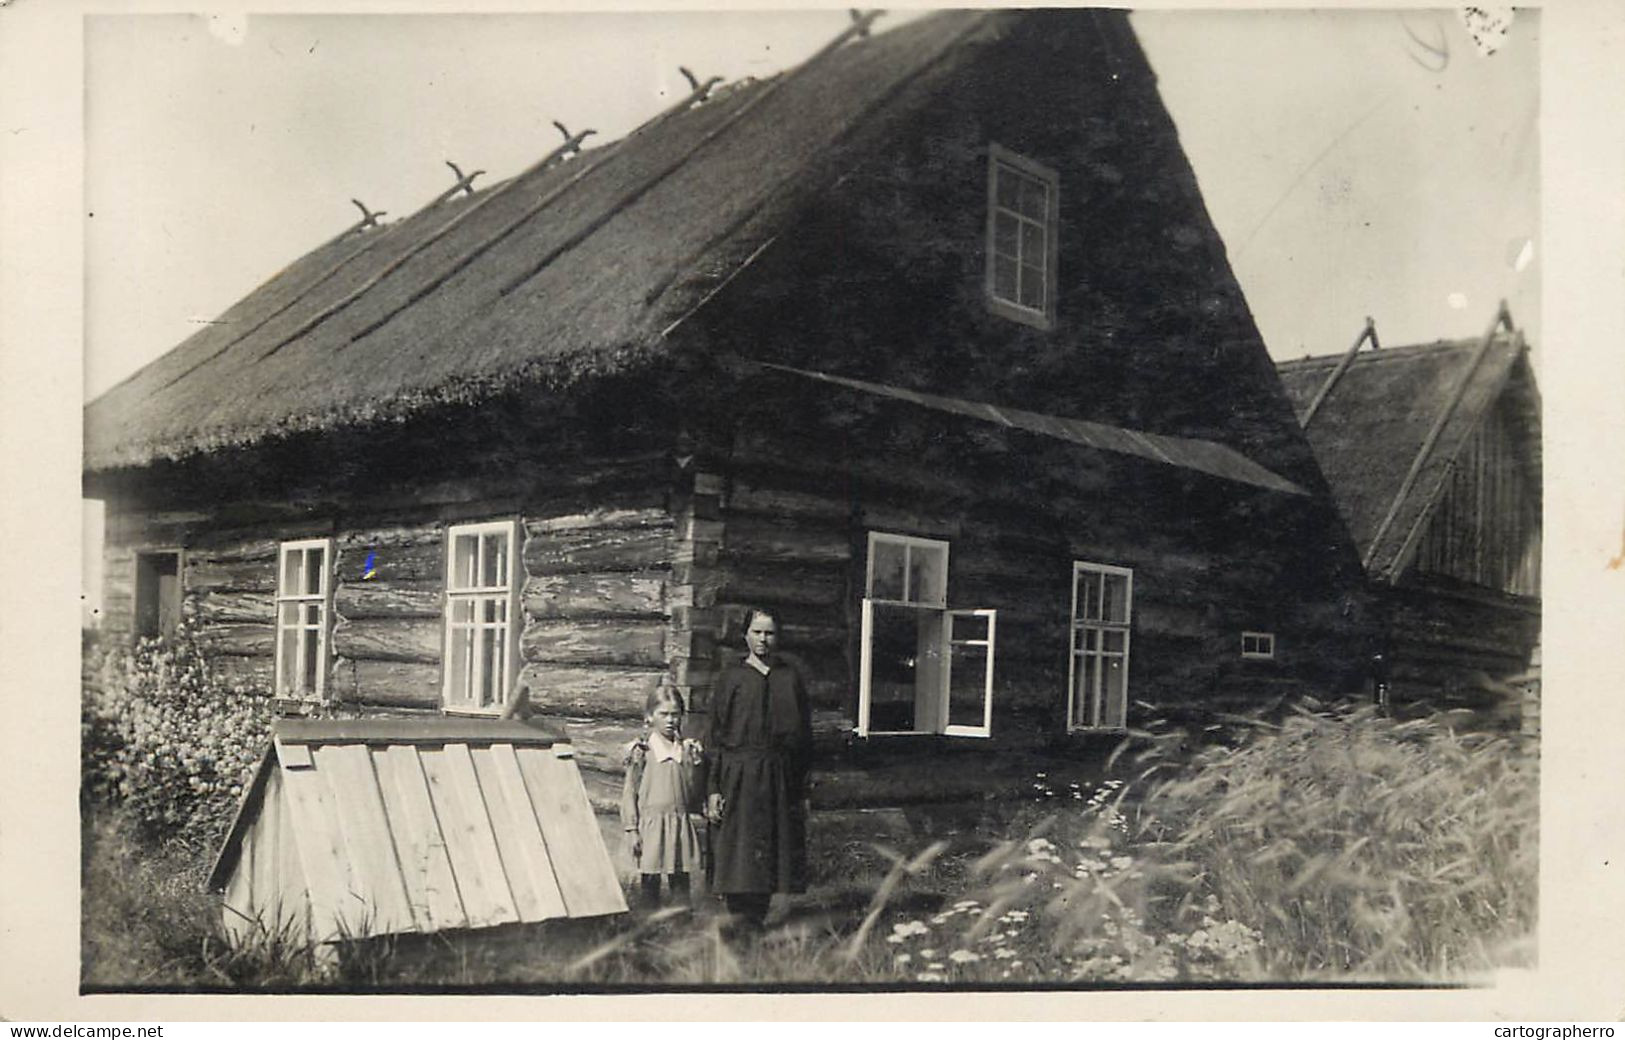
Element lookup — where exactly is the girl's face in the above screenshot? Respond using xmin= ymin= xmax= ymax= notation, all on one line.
xmin=650 ymin=702 xmax=682 ymax=740
xmin=745 ymin=613 xmax=778 ymax=660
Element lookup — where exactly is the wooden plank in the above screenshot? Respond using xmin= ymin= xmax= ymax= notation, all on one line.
xmin=194 ymin=622 xmax=276 ymax=657
xmin=515 ymin=747 xmax=627 ymax=917
xmin=522 ymin=573 xmax=667 ymax=620
xmin=311 ymin=744 xmax=416 ymax=936
xmin=268 ymin=769 xmax=312 ymax=941
xmin=186 ymin=590 xmax=276 ymax=626
xmin=520 ymin=620 xmax=666 ymax=668
xmin=469 ymin=744 xmax=569 ymax=923
xmin=523 ymin=527 xmax=672 ymax=576
xmin=526 ymin=507 xmax=671 ymax=534
xmin=276 ymin=717 xmax=563 ymax=747
xmin=346 ymin=658 xmax=442 ymax=709
xmin=331 ymin=616 xmax=441 ymax=664
xmin=222 ymin=841 xmax=256 ymax=946
xmin=416 ymin=745 xmax=520 ymax=928
xmin=516 ymin=663 xmax=664 ymax=718
xmin=278 ymin=758 xmax=367 ymax=942
xmin=375 ymin=744 xmax=468 ymax=933
xmin=334 ymin=581 xmax=444 ymax=620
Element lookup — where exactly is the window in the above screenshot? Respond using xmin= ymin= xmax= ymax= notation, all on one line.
xmin=1241 ymin=631 xmax=1276 ymax=660
xmin=133 ymin=550 xmax=182 ymax=640
xmin=857 ymin=533 xmax=997 ymax=738
xmin=1068 ymin=561 xmax=1132 ymax=731
xmin=443 ymin=519 xmax=521 ymax=713
xmin=275 ymin=539 xmax=332 ymax=700
xmin=985 ymin=144 xmax=1059 ymax=329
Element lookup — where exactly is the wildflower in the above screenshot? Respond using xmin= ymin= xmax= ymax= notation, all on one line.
xmin=993 ymin=947 xmax=1017 ymax=959
xmin=954 ymin=899 xmax=981 ymax=910
xmin=889 ymin=920 xmax=930 ymax=941
xmin=894 ymin=953 xmax=912 ymax=964
xmin=916 ymin=971 xmax=946 ymax=983
xmin=919 ymin=948 xmax=936 ymax=959
xmin=1109 ymin=855 xmax=1133 ymax=870
xmin=948 ymin=950 xmax=981 ymax=964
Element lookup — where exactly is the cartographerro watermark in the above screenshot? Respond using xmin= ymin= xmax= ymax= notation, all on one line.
xmin=1494 ymin=1029 xmax=1615 ymax=1039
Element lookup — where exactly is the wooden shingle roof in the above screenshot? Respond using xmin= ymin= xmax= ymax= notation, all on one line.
xmin=83 ymin=10 xmax=1006 ymax=473
xmin=1275 ymin=333 xmax=1540 ymax=583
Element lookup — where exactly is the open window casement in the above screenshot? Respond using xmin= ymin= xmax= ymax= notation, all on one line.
xmin=1067 ymin=561 xmax=1133 ymax=731
xmin=857 ymin=533 xmax=997 ymax=738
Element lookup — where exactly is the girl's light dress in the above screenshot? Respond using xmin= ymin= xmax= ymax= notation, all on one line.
xmin=620 ymin=731 xmax=706 ymax=876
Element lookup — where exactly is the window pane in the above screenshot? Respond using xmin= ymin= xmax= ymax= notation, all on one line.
xmin=1018 ymin=265 xmax=1045 ymax=310
xmin=281 ymin=550 xmax=303 ymax=597
xmin=1103 ymin=629 xmax=1125 ymax=654
xmin=451 ymin=533 xmax=478 ymax=591
xmin=868 ymin=604 xmax=920 ymax=731
xmin=1020 ymin=176 xmax=1048 ymax=220
xmin=1102 ymin=574 xmax=1129 ymax=623
xmin=450 ymin=597 xmax=474 ymax=624
xmin=448 ymin=622 xmax=473 ymax=703
xmin=1078 ymin=570 xmax=1102 ymax=620
xmin=995 ymin=165 xmax=1019 ymax=209
xmin=481 ymin=532 xmax=508 ymax=588
xmin=993 ymin=256 xmax=1018 ymax=301
xmin=277 ymin=626 xmax=300 ymax=695
xmin=1103 ymin=657 xmax=1127 ymax=727
xmin=1085 ymin=628 xmax=1100 ymax=652
xmin=1074 ymin=656 xmax=1098 ymax=727
xmin=300 ymin=627 xmax=320 ymax=694
xmin=870 ymin=539 xmax=906 ymax=600
xmin=993 ymin=212 xmax=1019 ymax=258
xmin=478 ymin=627 xmax=501 ymax=708
xmin=908 ymin=543 xmax=947 ymax=607
xmin=302 ymin=548 xmax=324 ymax=595
xmin=1020 ymin=220 xmax=1045 ymax=264
xmin=947 ymin=638 xmax=988 ymax=730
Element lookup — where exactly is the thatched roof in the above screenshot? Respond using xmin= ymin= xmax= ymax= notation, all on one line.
xmin=84 ymin=10 xmax=1004 ymax=473
xmin=1275 ymin=334 xmax=1540 ymax=583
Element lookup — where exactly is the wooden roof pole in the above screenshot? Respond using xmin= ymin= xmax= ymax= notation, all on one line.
xmin=1361 ymin=300 xmax=1516 ymax=576
xmin=1300 ymin=316 xmax=1380 ymax=428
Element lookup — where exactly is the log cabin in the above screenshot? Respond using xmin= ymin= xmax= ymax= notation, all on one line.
xmin=1275 ymin=312 xmax=1541 ymax=724
xmin=85 ymin=9 xmax=1374 ymax=830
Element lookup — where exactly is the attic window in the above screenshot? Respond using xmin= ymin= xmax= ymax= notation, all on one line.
xmin=443 ymin=519 xmax=521 ymax=714
xmin=985 ymin=144 xmax=1059 ymax=330
xmin=857 ymin=532 xmax=998 ymax=738
xmin=275 ymin=539 xmax=333 ymax=701
xmin=1241 ymin=631 xmax=1276 ymax=660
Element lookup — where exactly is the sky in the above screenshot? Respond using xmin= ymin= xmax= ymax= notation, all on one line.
xmin=77 ymin=6 xmax=1541 ymax=621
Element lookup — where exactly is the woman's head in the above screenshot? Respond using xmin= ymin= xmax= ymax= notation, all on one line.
xmin=645 ymin=683 xmax=686 ymax=739
xmin=741 ymin=606 xmax=778 ymax=660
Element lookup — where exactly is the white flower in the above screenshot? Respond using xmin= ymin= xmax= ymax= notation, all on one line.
xmin=916 ymin=971 xmax=946 ymax=983
xmin=954 ymin=899 xmax=981 ymax=909
xmin=1110 ymin=855 xmax=1133 ymax=870
xmin=919 ymin=948 xmax=936 ymax=958
xmin=993 ymin=947 xmax=1017 ymax=959
xmin=949 ymin=950 xmax=981 ymax=964
xmin=894 ymin=953 xmax=912 ymax=964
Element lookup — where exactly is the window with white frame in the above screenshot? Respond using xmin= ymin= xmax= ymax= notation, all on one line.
xmin=985 ymin=144 xmax=1059 ymax=330
xmin=1068 ymin=561 xmax=1132 ymax=731
xmin=443 ymin=519 xmax=521 ymax=713
xmin=275 ymin=539 xmax=333 ymax=700
xmin=858 ymin=533 xmax=997 ymax=738
xmin=1241 ymin=631 xmax=1276 ymax=660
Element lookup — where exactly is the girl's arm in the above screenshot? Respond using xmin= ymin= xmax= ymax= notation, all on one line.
xmin=620 ymin=741 xmax=645 ymax=834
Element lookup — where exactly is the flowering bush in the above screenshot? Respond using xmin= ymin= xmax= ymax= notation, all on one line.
xmin=83 ymin=626 xmax=272 ymax=845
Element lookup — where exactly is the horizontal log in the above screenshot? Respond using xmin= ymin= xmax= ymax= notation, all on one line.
xmin=719 ymin=562 xmax=848 ymax=609
xmin=526 ymin=507 xmax=671 ymax=535
xmin=335 ymin=539 xmax=444 ymax=585
xmin=725 ymin=480 xmax=850 ymax=523
xmin=207 ymin=653 xmax=274 ymax=693
xmin=339 ymin=658 xmax=443 ymax=709
xmin=722 ymin=517 xmax=853 ymax=566
xmin=336 ymin=523 xmax=441 ymax=552
xmin=517 ymin=663 xmax=665 ymax=718
xmin=1135 ymin=602 xmax=1208 ymax=640
xmin=186 ymin=556 xmax=277 ymax=594
xmin=534 ymin=715 xmax=646 ymax=776
xmin=185 ymin=589 xmax=275 ymax=626
xmin=523 ymin=527 xmax=673 ymax=576
xmin=522 ymin=573 xmax=667 ymax=620
xmin=186 ymin=540 xmax=279 ymax=565
xmin=195 ymin=622 xmax=275 ymax=657
xmin=332 ymin=617 xmax=442 ymax=663
xmin=521 ymin=621 xmax=667 ymax=668
xmin=334 ymin=581 xmax=444 ymax=620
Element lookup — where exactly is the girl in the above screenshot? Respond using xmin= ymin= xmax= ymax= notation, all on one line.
xmin=621 ymin=683 xmax=707 ymax=907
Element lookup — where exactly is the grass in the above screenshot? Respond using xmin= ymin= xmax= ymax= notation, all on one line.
xmin=80 ymin=700 xmax=1537 ymax=990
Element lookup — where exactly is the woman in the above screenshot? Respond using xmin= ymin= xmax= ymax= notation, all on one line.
xmin=706 ymin=607 xmax=813 ymax=929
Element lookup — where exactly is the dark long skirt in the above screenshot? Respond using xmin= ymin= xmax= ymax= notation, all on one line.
xmin=711 ymin=748 xmax=806 ymax=895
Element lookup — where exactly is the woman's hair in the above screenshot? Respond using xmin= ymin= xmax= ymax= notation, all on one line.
xmin=739 ymin=605 xmax=778 ymax=632
xmin=644 ymin=681 xmax=687 ymax=718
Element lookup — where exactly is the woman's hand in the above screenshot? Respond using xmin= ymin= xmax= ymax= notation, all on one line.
xmin=706 ymin=793 xmax=725 ymax=823
xmin=627 ymin=831 xmax=642 ymax=860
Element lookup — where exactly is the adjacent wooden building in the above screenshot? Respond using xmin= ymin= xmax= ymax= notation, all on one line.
xmin=86 ymin=10 xmax=1373 ymax=823
xmin=1275 ymin=315 xmax=1541 ymax=717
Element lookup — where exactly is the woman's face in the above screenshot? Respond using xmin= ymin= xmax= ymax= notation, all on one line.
xmin=650 ymin=702 xmax=682 ymax=740
xmin=744 ymin=613 xmax=778 ymax=660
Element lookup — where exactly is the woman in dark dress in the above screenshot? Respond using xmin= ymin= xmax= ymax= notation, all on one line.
xmin=705 ymin=607 xmax=813 ymax=928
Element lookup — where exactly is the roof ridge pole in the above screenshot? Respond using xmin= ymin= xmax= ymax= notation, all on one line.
xmin=1361 ymin=299 xmax=1516 ymax=577
xmin=490 ymin=10 xmax=887 ymax=300
xmin=334 ymin=72 xmax=732 ymax=350
xmin=1300 ymin=316 xmax=1379 ymax=428
xmin=253 ymin=123 xmax=600 ymax=364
